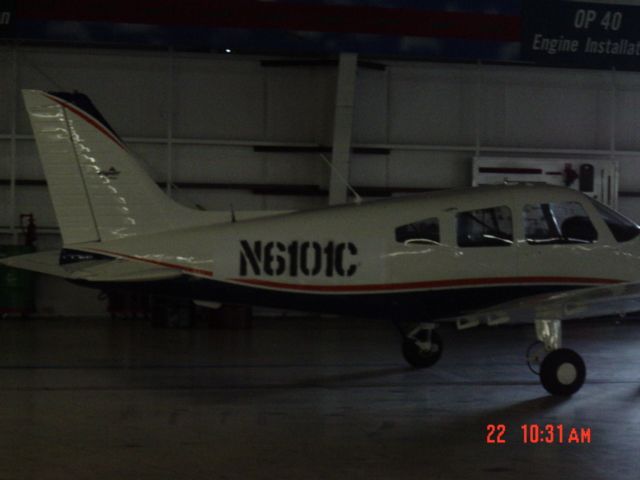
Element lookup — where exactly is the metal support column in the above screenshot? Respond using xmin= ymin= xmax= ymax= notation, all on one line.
xmin=474 ymin=61 xmax=483 ymax=158
xmin=609 ymin=67 xmax=617 ymax=156
xmin=610 ymin=67 xmax=618 ymax=210
xmin=328 ymin=53 xmax=357 ymax=206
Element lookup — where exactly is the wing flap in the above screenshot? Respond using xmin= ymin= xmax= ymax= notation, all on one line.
xmin=448 ymin=281 xmax=640 ymax=326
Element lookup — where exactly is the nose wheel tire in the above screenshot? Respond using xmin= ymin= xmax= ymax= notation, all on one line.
xmin=402 ymin=330 xmax=443 ymax=368
xmin=539 ymin=348 xmax=586 ymax=396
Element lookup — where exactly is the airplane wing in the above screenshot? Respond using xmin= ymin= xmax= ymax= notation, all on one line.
xmin=0 ymin=250 xmax=70 ymax=278
xmin=450 ymin=281 xmax=640 ymax=328
xmin=0 ymin=250 xmax=181 ymax=283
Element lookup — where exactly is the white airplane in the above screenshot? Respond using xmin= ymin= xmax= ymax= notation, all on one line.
xmin=4 ymin=89 xmax=640 ymax=396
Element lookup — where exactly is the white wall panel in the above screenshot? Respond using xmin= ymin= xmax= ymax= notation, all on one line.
xmin=618 ymin=157 xmax=640 ymax=192
xmin=478 ymin=81 xmax=507 ymax=147
xmin=612 ymin=71 xmax=640 ymax=151
xmin=173 ymin=58 xmax=264 ymax=139
xmin=387 ymin=151 xmax=470 ymax=189
xmin=350 ymin=154 xmax=389 ymax=186
xmin=615 ymin=90 xmax=640 ymax=150
xmin=503 ymin=86 xmax=601 ymax=149
xmin=388 ymin=66 xmax=476 ymax=145
xmin=479 ymin=68 xmax=613 ymax=149
xmin=173 ymin=145 xmax=264 ymax=183
xmin=265 ymin=68 xmax=327 ymax=142
xmin=263 ymin=152 xmax=325 ymax=185
xmin=14 ymin=141 xmax=42 ymax=179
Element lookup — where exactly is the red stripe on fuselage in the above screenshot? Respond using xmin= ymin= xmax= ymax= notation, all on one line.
xmin=75 ymin=247 xmax=623 ymax=292
xmin=45 ymin=93 xmax=126 ymax=151
xmin=230 ymin=276 xmax=622 ymax=293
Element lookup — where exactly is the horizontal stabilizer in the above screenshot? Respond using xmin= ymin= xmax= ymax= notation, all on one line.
xmin=0 ymin=250 xmax=180 ymax=283
xmin=0 ymin=250 xmax=72 ymax=278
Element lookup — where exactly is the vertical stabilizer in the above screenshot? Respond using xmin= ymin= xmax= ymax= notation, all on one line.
xmin=23 ymin=90 xmax=210 ymax=245
xmin=22 ymin=90 xmax=100 ymax=244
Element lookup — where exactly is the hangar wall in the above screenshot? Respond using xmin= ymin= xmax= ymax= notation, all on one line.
xmin=2 ymin=45 xmax=640 ymax=315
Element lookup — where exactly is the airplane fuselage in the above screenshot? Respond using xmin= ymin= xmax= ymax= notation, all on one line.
xmin=76 ymin=184 xmax=640 ymax=321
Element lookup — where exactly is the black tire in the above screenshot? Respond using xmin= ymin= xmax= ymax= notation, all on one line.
xmin=539 ymin=348 xmax=586 ymax=396
xmin=402 ymin=330 xmax=443 ymax=368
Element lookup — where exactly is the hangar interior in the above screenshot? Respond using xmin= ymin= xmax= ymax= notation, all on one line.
xmin=3 ymin=1 xmax=640 ymax=479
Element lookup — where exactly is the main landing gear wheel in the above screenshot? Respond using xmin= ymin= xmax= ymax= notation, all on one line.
xmin=402 ymin=330 xmax=443 ymax=368
xmin=539 ymin=348 xmax=586 ymax=396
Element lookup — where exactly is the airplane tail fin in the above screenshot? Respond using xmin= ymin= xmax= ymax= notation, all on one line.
xmin=22 ymin=90 xmax=209 ymax=245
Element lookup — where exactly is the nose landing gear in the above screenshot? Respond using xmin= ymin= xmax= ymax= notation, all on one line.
xmin=539 ymin=348 xmax=586 ymax=396
xmin=530 ymin=319 xmax=586 ymax=396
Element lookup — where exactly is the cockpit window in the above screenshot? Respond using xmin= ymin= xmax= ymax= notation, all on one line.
xmin=523 ymin=202 xmax=597 ymax=244
xmin=396 ymin=218 xmax=440 ymax=245
xmin=590 ymin=199 xmax=640 ymax=243
xmin=456 ymin=206 xmax=513 ymax=247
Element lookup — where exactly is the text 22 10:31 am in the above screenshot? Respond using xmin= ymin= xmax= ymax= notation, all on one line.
xmin=486 ymin=424 xmax=592 ymax=444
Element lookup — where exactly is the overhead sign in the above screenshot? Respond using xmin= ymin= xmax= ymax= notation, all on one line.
xmin=522 ymin=0 xmax=640 ymax=70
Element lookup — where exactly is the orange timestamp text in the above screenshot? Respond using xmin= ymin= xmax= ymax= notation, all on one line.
xmin=486 ymin=423 xmax=592 ymax=444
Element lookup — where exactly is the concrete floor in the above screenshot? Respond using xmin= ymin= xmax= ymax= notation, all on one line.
xmin=1 ymin=315 xmax=639 ymax=480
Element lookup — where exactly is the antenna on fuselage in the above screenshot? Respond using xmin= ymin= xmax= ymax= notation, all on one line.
xmin=230 ymin=204 xmax=237 ymax=223
xmin=319 ymin=153 xmax=362 ymax=205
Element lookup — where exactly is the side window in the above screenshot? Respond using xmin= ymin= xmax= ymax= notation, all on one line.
xmin=395 ymin=218 xmax=440 ymax=245
xmin=523 ymin=202 xmax=597 ymax=244
xmin=590 ymin=199 xmax=640 ymax=243
xmin=456 ymin=206 xmax=513 ymax=247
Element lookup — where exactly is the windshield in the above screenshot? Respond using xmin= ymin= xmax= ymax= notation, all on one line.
xmin=590 ymin=199 xmax=640 ymax=243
